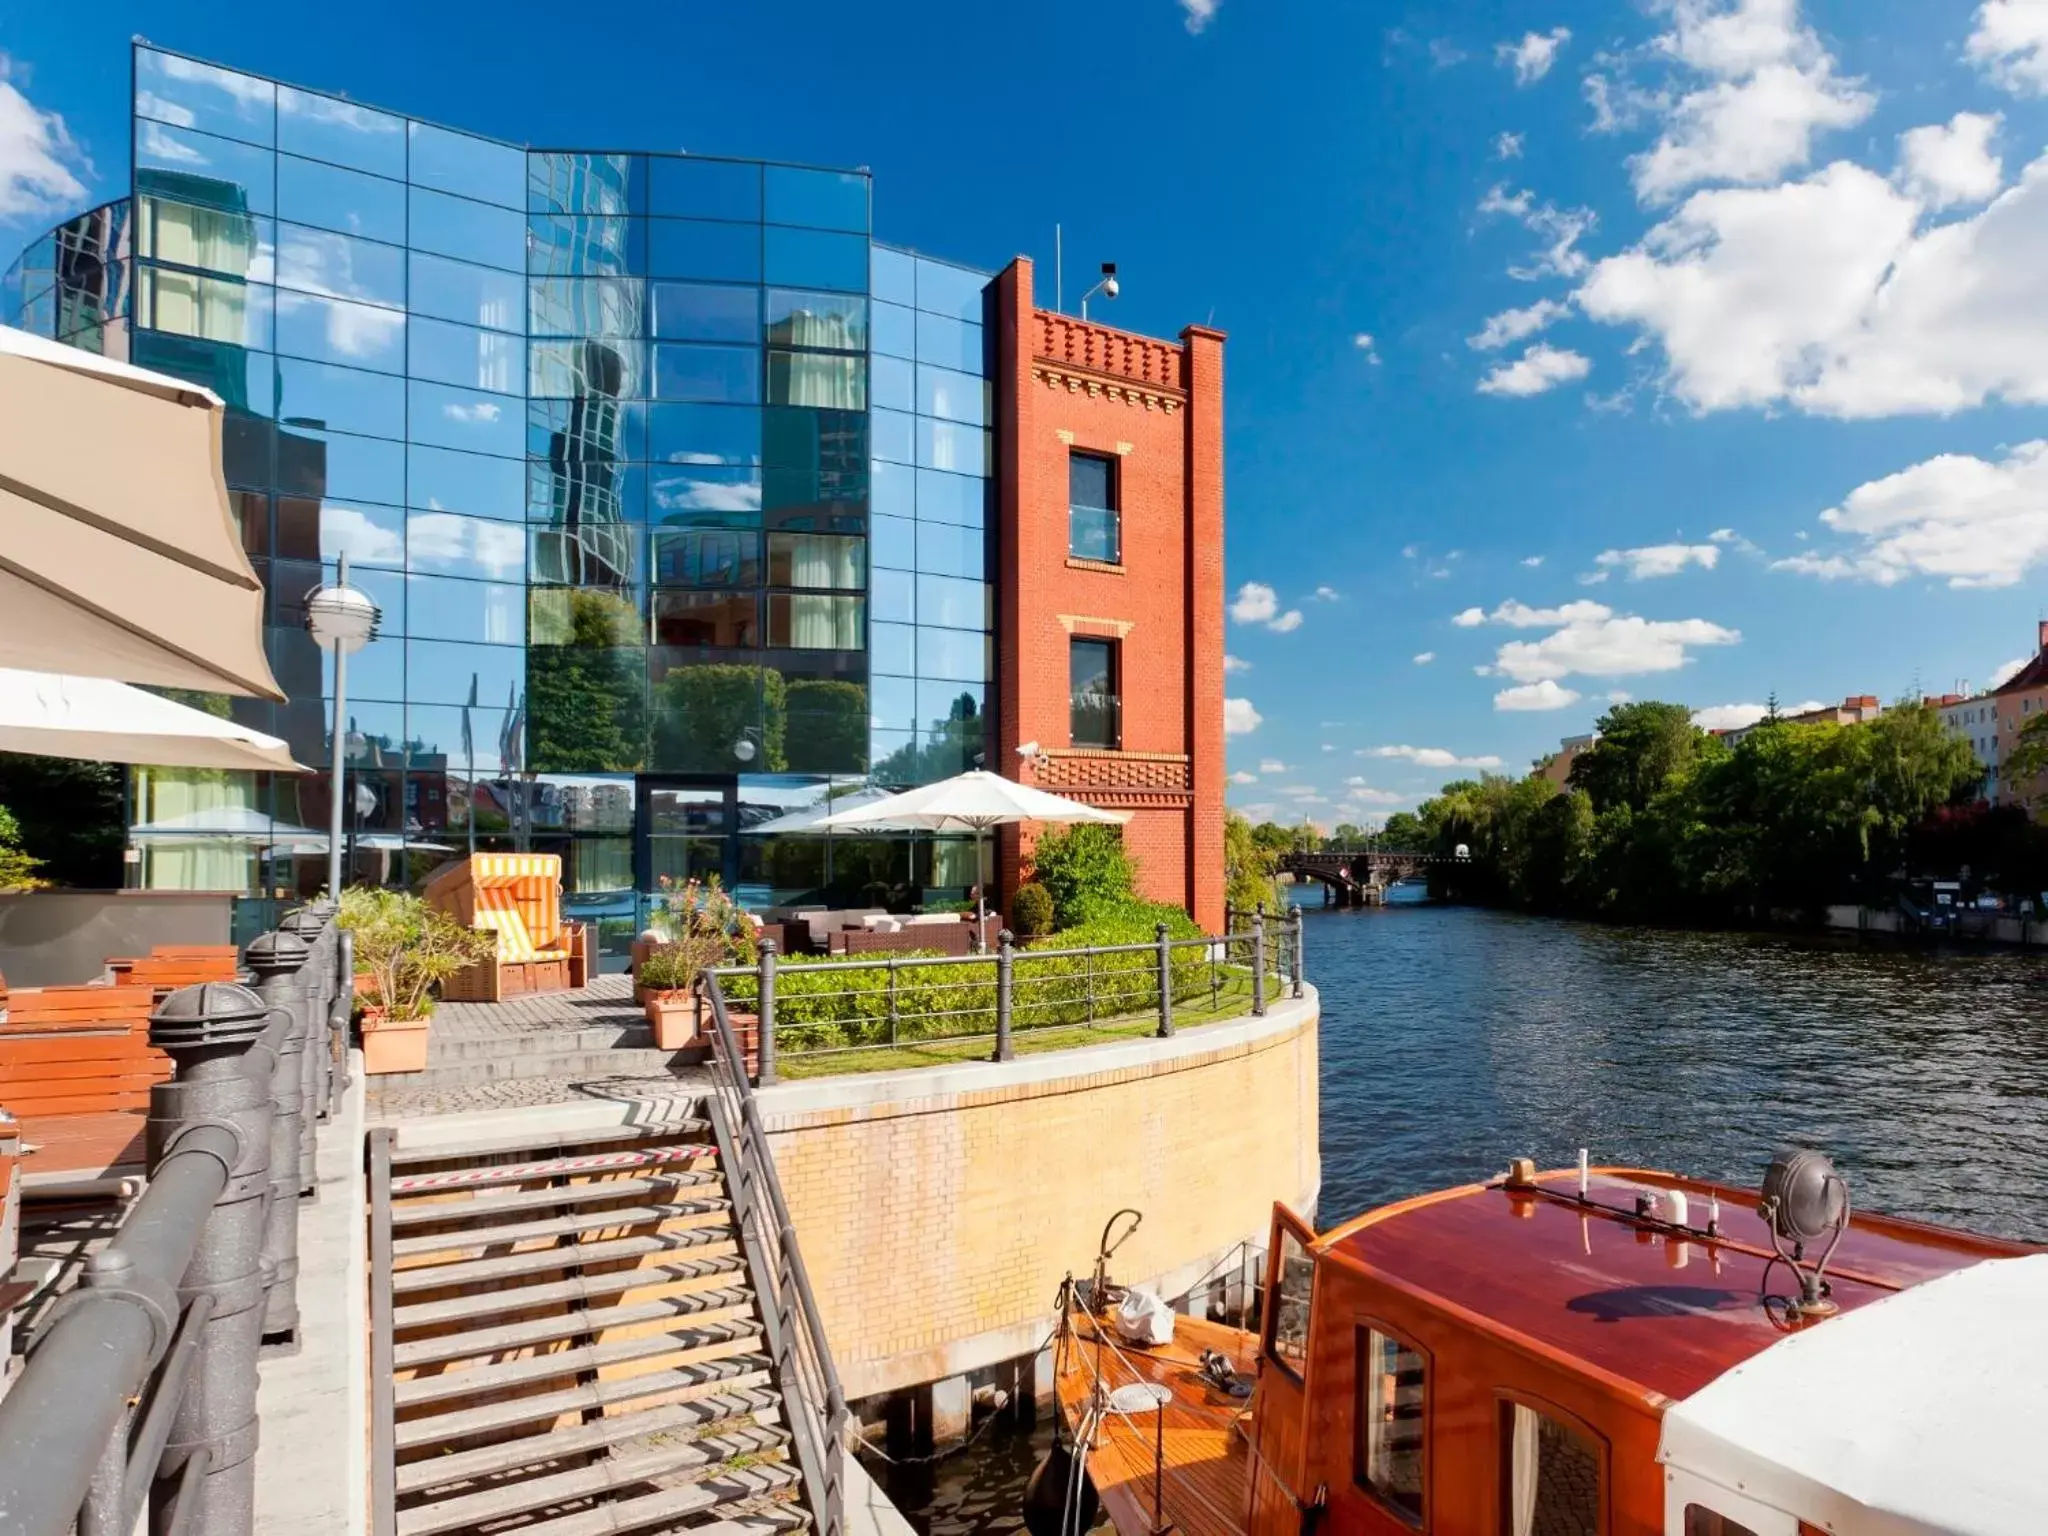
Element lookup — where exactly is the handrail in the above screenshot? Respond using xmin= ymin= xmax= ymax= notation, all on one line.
xmin=699 ymin=970 xmax=848 ymax=1536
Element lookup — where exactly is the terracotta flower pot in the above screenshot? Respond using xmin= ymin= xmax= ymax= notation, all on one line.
xmin=361 ymin=1012 xmax=429 ymax=1074
xmin=645 ymin=991 xmax=698 ymax=1050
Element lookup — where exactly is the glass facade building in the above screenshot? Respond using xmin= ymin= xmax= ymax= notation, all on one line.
xmin=1 ymin=45 xmax=995 ymax=958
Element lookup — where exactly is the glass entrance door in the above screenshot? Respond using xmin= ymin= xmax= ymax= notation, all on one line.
xmin=636 ymin=777 xmax=737 ymax=901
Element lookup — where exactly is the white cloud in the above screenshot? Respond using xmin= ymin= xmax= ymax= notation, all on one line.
xmin=1692 ymin=699 xmax=1831 ymax=730
xmin=1771 ymin=441 xmax=2048 ymax=588
xmin=1605 ymin=690 xmax=1634 ymax=704
xmin=1353 ymin=333 xmax=1382 ymax=364
xmin=1968 ymin=0 xmax=2048 ymax=94
xmin=1478 ymin=344 xmax=1591 ymax=397
xmin=1496 ymin=680 xmax=1584 ymax=711
xmin=1489 ymin=599 xmax=1614 ymax=628
xmin=1179 ymin=0 xmax=1219 ymax=34
xmin=1452 ymin=607 xmax=1487 ymax=627
xmin=1479 ymin=183 xmax=1597 ymax=279
xmin=1521 ymin=555 xmax=1546 ymax=567
xmin=1413 ymin=651 xmax=1436 ymax=665
xmin=1223 ymin=698 xmax=1263 ymax=735
xmin=1258 ymin=758 xmax=1287 ymax=774
xmin=1367 ymin=745 xmax=1507 ymax=769
xmin=1321 ymin=743 xmax=1336 ymax=753
xmin=1709 ymin=528 xmax=1738 ymax=542
xmin=1313 ymin=585 xmax=1340 ymax=601
xmin=1499 ymin=27 xmax=1571 ymax=86
xmin=1495 ymin=131 xmax=1526 ymax=160
xmin=1228 ymin=770 xmax=1259 ymax=786
xmin=1493 ymin=610 xmax=1741 ymax=681
xmin=1630 ymin=0 xmax=1873 ymax=203
xmin=1469 ymin=298 xmax=1572 ymax=351
xmin=1990 ymin=655 xmax=2030 ymax=688
xmin=0 ymin=56 xmax=90 ymax=218
xmin=1898 ymin=112 xmax=2003 ymax=209
xmin=1267 ymin=609 xmax=1304 ymax=633
xmin=1343 ymin=785 xmax=1408 ymax=807
xmin=1593 ymin=543 xmax=1722 ymax=579
xmin=1229 ymin=582 xmax=1277 ymax=623
xmin=1223 ymin=653 xmax=1251 ymax=674
xmin=1279 ymin=784 xmax=1323 ymax=800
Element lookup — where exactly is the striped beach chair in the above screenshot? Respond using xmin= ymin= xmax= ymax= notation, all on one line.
xmin=422 ymin=854 xmax=592 ymax=1002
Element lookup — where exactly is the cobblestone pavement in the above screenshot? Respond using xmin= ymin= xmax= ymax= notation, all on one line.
xmin=369 ymin=1069 xmax=713 ymax=1121
xmin=433 ymin=973 xmax=644 ymax=1039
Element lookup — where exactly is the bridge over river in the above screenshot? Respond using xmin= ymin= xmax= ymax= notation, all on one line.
xmin=1277 ymin=848 xmax=1467 ymax=907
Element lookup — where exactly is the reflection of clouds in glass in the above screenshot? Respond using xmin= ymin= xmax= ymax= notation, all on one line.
xmin=653 ymin=476 xmax=762 ymax=512
xmin=135 ymin=92 xmax=196 ymax=128
xmin=670 ymin=451 xmax=723 ymax=465
xmin=149 ymin=52 xmax=274 ymax=106
xmin=277 ymin=88 xmax=400 ymax=136
xmin=409 ymin=513 xmax=525 ymax=579
xmin=442 ymin=400 xmax=502 ymax=424
xmin=321 ymin=505 xmax=402 ymax=565
xmin=138 ymin=121 xmax=207 ymax=166
xmin=274 ymin=288 xmax=404 ymax=361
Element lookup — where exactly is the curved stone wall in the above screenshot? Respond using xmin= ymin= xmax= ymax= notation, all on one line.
xmin=758 ymin=989 xmax=1320 ymax=1400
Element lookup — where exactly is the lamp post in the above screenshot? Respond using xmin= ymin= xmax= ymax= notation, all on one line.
xmin=304 ymin=552 xmax=381 ymax=899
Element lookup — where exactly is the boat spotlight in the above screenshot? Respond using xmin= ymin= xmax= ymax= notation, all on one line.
xmin=1757 ymin=1148 xmax=1850 ymax=1321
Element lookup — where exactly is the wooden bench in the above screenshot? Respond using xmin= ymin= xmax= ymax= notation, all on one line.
xmin=0 ymin=986 xmax=164 ymax=1177
xmin=107 ymin=944 xmax=242 ymax=996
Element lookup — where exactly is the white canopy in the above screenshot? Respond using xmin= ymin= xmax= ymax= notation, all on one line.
xmin=742 ymin=786 xmax=898 ymax=836
xmin=130 ymin=805 xmax=323 ymax=841
xmin=0 ymin=668 xmax=306 ymax=774
xmin=0 ymin=325 xmax=283 ymax=700
xmin=1658 ymin=1253 xmax=2048 ymax=1536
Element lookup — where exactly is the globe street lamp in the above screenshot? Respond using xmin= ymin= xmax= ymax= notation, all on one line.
xmin=304 ymin=552 xmax=381 ymax=898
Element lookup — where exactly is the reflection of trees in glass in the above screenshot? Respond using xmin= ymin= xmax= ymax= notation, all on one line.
xmin=784 ymin=680 xmax=867 ymax=774
xmin=527 ymin=591 xmax=648 ymax=773
xmin=873 ymin=691 xmax=984 ymax=786
xmin=651 ymin=665 xmax=785 ymax=773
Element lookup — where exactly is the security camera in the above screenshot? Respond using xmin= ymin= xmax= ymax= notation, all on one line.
xmin=1103 ymin=276 xmax=1119 ymax=300
xmin=1101 ymin=262 xmax=1119 ymax=301
xmin=1016 ymin=740 xmax=1041 ymax=758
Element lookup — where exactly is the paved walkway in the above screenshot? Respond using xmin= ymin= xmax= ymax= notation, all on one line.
xmin=432 ymin=972 xmax=644 ymax=1039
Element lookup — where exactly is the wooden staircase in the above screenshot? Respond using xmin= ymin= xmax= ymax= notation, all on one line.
xmin=370 ymin=1116 xmax=813 ymax=1536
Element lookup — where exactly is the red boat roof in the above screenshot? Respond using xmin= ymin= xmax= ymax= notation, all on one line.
xmin=1319 ymin=1168 xmax=2033 ymax=1404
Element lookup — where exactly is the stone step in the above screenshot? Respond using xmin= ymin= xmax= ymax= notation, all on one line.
xmin=393 ymin=1370 xmax=775 ymax=1450
xmin=424 ymin=1022 xmax=655 ymax=1060
xmin=395 ymin=1402 xmax=783 ymax=1496
xmin=396 ymin=1423 xmax=792 ymax=1536
xmin=392 ymin=1123 xmax=710 ymax=1169
xmin=391 ymin=1198 xmax=730 ymax=1258
xmin=394 ymin=1287 xmax=755 ymax=1369
xmin=393 ymin=1254 xmax=747 ymax=1331
xmin=476 ymin=1464 xmax=801 ymax=1536
xmin=376 ymin=1047 xmax=692 ymax=1090
xmin=396 ymin=1330 xmax=763 ymax=1408
xmin=392 ymin=1229 xmax=735 ymax=1295
xmin=389 ymin=1170 xmax=722 ymax=1227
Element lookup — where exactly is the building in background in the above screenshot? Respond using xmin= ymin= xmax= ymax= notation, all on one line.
xmin=1719 ymin=695 xmax=1882 ymax=748
xmin=1 ymin=43 xmax=1227 ymax=948
xmin=1992 ymin=622 xmax=2048 ymax=810
xmin=1537 ymin=733 xmax=1596 ymax=788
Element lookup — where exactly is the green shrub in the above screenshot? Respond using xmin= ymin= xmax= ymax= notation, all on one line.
xmin=336 ymin=886 xmax=495 ymax=1020
xmin=1010 ymin=882 xmax=1054 ymax=938
xmin=1029 ymin=824 xmax=1137 ymax=927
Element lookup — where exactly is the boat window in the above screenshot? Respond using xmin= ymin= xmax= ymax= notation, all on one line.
xmin=1499 ymin=1401 xmax=1602 ymax=1536
xmin=1265 ymin=1229 xmax=1313 ymax=1380
xmin=1356 ymin=1327 xmax=1426 ymax=1526
xmin=1683 ymin=1511 xmax=1759 ymax=1536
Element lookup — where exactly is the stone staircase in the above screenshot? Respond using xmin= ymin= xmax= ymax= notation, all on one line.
xmin=373 ymin=1117 xmax=813 ymax=1536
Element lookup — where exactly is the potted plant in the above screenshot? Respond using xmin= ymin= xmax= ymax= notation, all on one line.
xmin=635 ymin=944 xmax=708 ymax=1050
xmin=337 ymin=887 xmax=496 ymax=1074
xmin=636 ymin=876 xmax=760 ymax=1049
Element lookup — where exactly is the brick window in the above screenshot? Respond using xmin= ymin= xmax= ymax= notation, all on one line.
xmin=1068 ymin=450 xmax=1119 ymax=563
xmin=1069 ymin=637 xmax=1119 ymax=748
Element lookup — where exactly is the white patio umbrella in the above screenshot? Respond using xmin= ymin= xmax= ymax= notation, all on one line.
xmin=131 ymin=805 xmax=324 ymax=842
xmin=0 ymin=324 xmax=282 ymax=699
xmin=0 ymin=668 xmax=307 ymax=773
xmin=813 ymin=770 xmax=1129 ymax=932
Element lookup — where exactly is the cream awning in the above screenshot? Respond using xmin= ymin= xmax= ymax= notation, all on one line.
xmin=0 ymin=668 xmax=306 ymax=773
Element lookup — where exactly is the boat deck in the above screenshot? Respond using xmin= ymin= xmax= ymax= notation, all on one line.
xmin=1052 ymin=1302 xmax=1256 ymax=1536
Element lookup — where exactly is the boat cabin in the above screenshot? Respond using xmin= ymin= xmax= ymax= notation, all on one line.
xmin=1245 ymin=1164 xmax=2038 ymax=1536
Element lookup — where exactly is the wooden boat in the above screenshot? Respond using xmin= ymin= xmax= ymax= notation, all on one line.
xmin=1050 ymin=1152 xmax=2043 ymax=1536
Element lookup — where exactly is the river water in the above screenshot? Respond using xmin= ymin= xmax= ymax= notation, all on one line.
xmin=869 ymin=893 xmax=2048 ymax=1531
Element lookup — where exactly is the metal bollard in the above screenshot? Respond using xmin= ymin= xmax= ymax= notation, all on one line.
xmin=147 ymin=981 xmax=276 ymax=1536
xmin=1289 ymin=904 xmax=1305 ymax=999
xmin=330 ymin=924 xmax=355 ymax=1105
xmin=1251 ymin=904 xmax=1267 ymax=1018
xmin=754 ymin=941 xmax=778 ymax=1088
xmin=245 ymin=930 xmax=311 ymax=1347
xmin=277 ymin=910 xmax=325 ymax=1194
xmin=1155 ymin=922 xmax=1175 ymax=1039
xmin=994 ymin=931 xmax=1015 ymax=1063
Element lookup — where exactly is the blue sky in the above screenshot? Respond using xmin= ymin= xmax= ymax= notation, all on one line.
xmin=3 ymin=1 xmax=2046 ymax=826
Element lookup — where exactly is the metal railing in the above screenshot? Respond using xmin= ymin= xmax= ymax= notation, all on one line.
xmin=698 ymin=974 xmax=848 ymax=1536
xmin=0 ymin=903 xmax=351 ymax=1536
xmin=709 ymin=905 xmax=1302 ymax=1085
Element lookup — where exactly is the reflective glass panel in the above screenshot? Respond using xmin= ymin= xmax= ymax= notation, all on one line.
xmin=527 ymin=641 xmax=650 ymax=773
xmin=869 ymin=354 xmax=912 ymax=414
xmin=408 ymin=444 xmax=524 ymax=521
xmin=406 ymin=574 xmax=525 ymax=644
xmin=136 ymin=50 xmax=275 ymax=147
xmin=275 ymin=427 xmax=404 ymax=505
xmin=646 ymin=220 xmax=760 ymax=283
xmin=870 ymin=407 xmax=913 ymax=466
xmin=410 ymin=185 xmax=525 ymax=270
xmin=1358 ymin=1328 xmax=1426 ymax=1524
xmin=768 ymin=533 xmax=863 ymax=590
xmin=134 ymin=197 xmax=272 ymax=280
xmin=651 ymin=466 xmax=761 ymax=517
xmin=527 ymin=214 xmax=643 ymax=278
xmin=766 ymin=595 xmax=861 ymax=649
xmin=404 ymin=638 xmax=527 ymax=705
xmin=529 ymin=522 xmax=643 ymax=588
xmin=277 ymin=496 xmax=404 ymax=568
xmin=916 ymin=574 xmax=987 ymax=630
xmin=917 ymin=627 xmax=987 ymax=682
xmin=1499 ymin=1403 xmax=1597 ymax=1536
xmin=652 ymin=591 xmax=759 ymax=648
xmin=274 ymin=288 xmax=407 ymax=372
xmin=871 ymin=246 xmax=915 ymax=307
xmin=530 ymin=398 xmax=646 ymax=463
xmin=870 ymin=458 xmax=913 ymax=519
xmin=527 ymin=152 xmax=644 ymax=216
xmin=919 ymin=680 xmax=982 ymax=729
xmin=136 ymin=334 xmax=272 ymax=414
xmin=915 ymin=259 xmax=987 ymax=322
xmin=530 ymin=339 xmax=648 ymax=400
xmin=277 ymin=155 xmax=405 ymax=244
xmin=528 ymin=460 xmax=646 ymax=526
xmin=763 ymin=407 xmax=866 ymax=475
xmin=919 ymin=418 xmax=987 ymax=476
xmin=916 ymin=312 xmax=983 ymax=374
xmin=529 ymin=277 xmax=646 ymax=337
xmin=873 ymin=300 xmax=914 ymax=361
xmin=653 ymin=343 xmax=760 ymax=404
xmin=652 ymin=526 xmax=761 ymax=587
xmin=408 ymin=251 xmax=524 ymax=330
xmin=407 ymin=510 xmax=528 ymax=580
xmin=764 ymin=166 xmax=869 ymax=233
xmin=405 ymin=709 xmax=513 ymax=777
xmin=870 ymin=514 xmax=913 ymax=571
xmin=870 ymin=568 xmax=912 ymax=623
xmin=652 ymin=282 xmax=758 ymax=342
xmin=407 ymin=122 xmax=525 ymax=208
xmin=407 ymin=381 xmax=525 ymax=457
xmin=915 ymin=520 xmax=984 ymax=581
xmin=916 ymin=468 xmax=985 ymax=528
xmin=648 ymin=157 xmax=760 ymax=221
xmin=275 ymin=355 xmax=404 ymax=439
xmin=766 ymin=351 xmax=863 ymax=410
xmin=137 ymin=265 xmax=272 ymax=350
xmin=647 ymin=403 xmax=761 ymax=465
xmin=277 ymin=87 xmax=406 ymax=178
xmin=135 ymin=124 xmax=275 ymax=215
xmin=764 ymin=227 xmax=867 ymax=293
xmin=766 ymin=289 xmax=865 ymax=350
xmin=409 ymin=315 xmax=524 ymax=392
xmin=871 ymin=621 xmax=913 ymax=676
xmin=528 ymin=588 xmax=644 ymax=647
xmin=275 ymin=223 xmax=404 ymax=309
